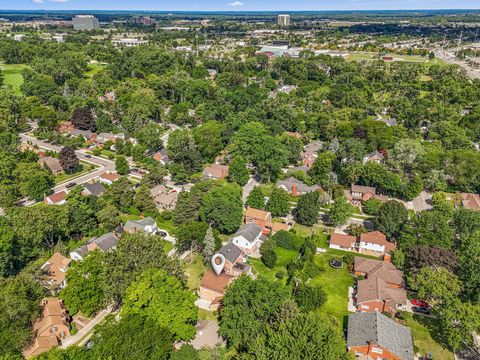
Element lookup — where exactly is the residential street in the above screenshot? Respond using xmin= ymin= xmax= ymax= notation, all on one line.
xmin=20 ymin=133 xmax=116 ymax=192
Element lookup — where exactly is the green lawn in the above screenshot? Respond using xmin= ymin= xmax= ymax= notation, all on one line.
xmin=347 ymin=52 xmax=447 ymax=66
xmin=1 ymin=63 xmax=27 ymax=95
xmin=155 ymin=217 xmax=176 ymax=235
xmin=84 ymin=63 xmax=107 ymax=80
xmin=402 ymin=312 xmax=454 ymax=360
xmin=185 ymin=254 xmax=207 ymax=292
xmin=54 ymin=163 xmax=96 ymax=185
xmin=310 ymin=252 xmax=354 ymax=322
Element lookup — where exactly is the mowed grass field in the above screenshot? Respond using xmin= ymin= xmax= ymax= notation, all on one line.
xmin=1 ymin=63 xmax=27 ymax=95
xmin=348 ymin=52 xmax=447 ymax=66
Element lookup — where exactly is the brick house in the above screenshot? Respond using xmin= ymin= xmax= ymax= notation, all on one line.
xmin=203 ymin=164 xmax=230 ymax=180
xmin=244 ymin=207 xmax=289 ymax=235
xmin=329 ymin=233 xmax=357 ymax=252
xmin=347 ymin=311 xmax=414 ymax=360
xmin=218 ymin=242 xmax=248 ymax=277
xmin=23 ymin=298 xmax=71 ymax=358
xmin=199 ymin=269 xmax=235 ymax=311
xmin=276 ymin=176 xmax=320 ymax=196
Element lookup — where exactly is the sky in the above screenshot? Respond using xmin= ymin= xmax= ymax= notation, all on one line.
xmin=1 ymin=0 xmax=479 ymax=11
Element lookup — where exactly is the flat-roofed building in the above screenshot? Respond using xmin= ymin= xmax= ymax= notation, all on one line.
xmin=72 ymin=15 xmax=99 ymax=31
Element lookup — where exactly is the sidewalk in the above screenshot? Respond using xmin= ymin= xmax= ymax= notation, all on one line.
xmin=60 ymin=307 xmax=113 ymax=349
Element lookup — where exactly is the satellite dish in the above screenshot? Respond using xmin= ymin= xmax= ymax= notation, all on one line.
xmin=211 ymin=254 xmax=226 ymax=276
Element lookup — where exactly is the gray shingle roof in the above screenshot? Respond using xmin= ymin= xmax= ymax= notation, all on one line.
xmin=277 ymin=177 xmax=320 ymax=194
xmin=232 ymin=223 xmax=262 ymax=243
xmin=83 ymin=182 xmax=105 ymax=197
xmin=124 ymin=217 xmax=156 ymax=232
xmin=94 ymin=232 xmax=119 ymax=251
xmin=219 ymin=242 xmax=243 ymax=264
xmin=347 ymin=312 xmax=414 ymax=360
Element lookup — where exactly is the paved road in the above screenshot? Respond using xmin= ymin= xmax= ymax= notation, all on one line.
xmin=60 ymin=307 xmax=113 ymax=349
xmin=435 ymin=48 xmax=480 ymax=80
xmin=20 ymin=133 xmax=116 ymax=192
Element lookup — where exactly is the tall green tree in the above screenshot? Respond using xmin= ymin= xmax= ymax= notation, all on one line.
xmin=266 ymin=188 xmax=291 ymax=217
xmin=246 ymin=186 xmax=265 ymax=209
xmin=373 ymin=200 xmax=408 ymax=239
xmin=295 ymin=191 xmax=320 ymax=226
xmin=328 ymin=196 xmax=353 ymax=226
xmin=122 ymin=268 xmax=197 ymax=341
xmin=227 ymin=156 xmax=250 ymax=186
xmin=115 ymin=155 xmax=130 ymax=175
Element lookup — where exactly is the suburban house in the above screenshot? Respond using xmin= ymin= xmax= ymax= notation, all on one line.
xmin=358 ymin=231 xmax=396 ymax=256
xmin=329 ymin=233 xmax=357 ymax=252
xmin=70 ymin=129 xmax=94 ymax=140
xmin=153 ymin=148 xmax=171 ymax=165
xmin=70 ymin=229 xmax=122 ymax=260
xmin=356 ymin=277 xmax=407 ymax=314
xmin=38 ymin=157 xmax=63 ymax=176
xmin=329 ymin=231 xmax=395 ymax=258
xmin=460 ymin=193 xmax=480 ymax=210
xmin=81 ymin=182 xmax=105 ymax=197
xmin=98 ymin=172 xmax=120 ymax=185
xmin=244 ymin=207 xmax=290 ymax=235
xmin=345 ymin=184 xmax=388 ymax=205
xmin=276 ymin=176 xmax=320 ymax=196
xmin=203 ymin=164 xmax=230 ymax=180
xmin=95 ymin=132 xmax=124 ymax=144
xmin=218 ymin=242 xmax=249 ymax=277
xmin=362 ymin=150 xmax=385 ymax=164
xmin=56 ymin=121 xmax=75 ymax=134
xmin=39 ymin=253 xmax=71 ymax=290
xmin=301 ymin=140 xmax=323 ymax=167
xmin=45 ymin=191 xmax=67 ymax=205
xmin=347 ymin=311 xmax=414 ymax=360
xmin=23 ymin=298 xmax=71 ymax=359
xmin=231 ymin=223 xmax=263 ymax=254
xmin=124 ymin=217 xmax=157 ymax=234
xmin=354 ymin=257 xmax=404 ymax=288
xmin=199 ymin=269 xmax=235 ymax=311
xmin=150 ymin=185 xmax=178 ymax=211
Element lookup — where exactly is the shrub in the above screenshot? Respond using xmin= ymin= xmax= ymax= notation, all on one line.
xmin=273 ymin=230 xmax=303 ymax=251
xmin=294 ymin=283 xmax=327 ymax=311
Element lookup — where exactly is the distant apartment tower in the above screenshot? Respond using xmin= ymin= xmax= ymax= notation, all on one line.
xmin=278 ymin=14 xmax=291 ymax=26
xmin=72 ymin=15 xmax=99 ymax=31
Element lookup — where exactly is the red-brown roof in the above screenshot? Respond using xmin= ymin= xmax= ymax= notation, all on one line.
xmin=100 ymin=172 xmax=119 ymax=182
xmin=360 ymin=231 xmax=396 ymax=252
xmin=203 ymin=164 xmax=229 ymax=179
xmin=330 ymin=233 xmax=357 ymax=248
xmin=200 ymin=269 xmax=234 ymax=294
xmin=245 ymin=207 xmax=271 ymax=221
xmin=46 ymin=191 xmax=67 ymax=204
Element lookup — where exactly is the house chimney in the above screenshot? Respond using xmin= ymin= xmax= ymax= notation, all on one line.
xmin=292 ymin=184 xmax=297 ymax=196
xmin=383 ymin=253 xmax=391 ymax=263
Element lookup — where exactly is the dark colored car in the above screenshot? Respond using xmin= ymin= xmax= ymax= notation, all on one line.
xmin=84 ymin=154 xmax=91 ymax=158
xmin=66 ymin=182 xmax=77 ymax=189
xmin=412 ymin=306 xmax=431 ymax=315
xmin=156 ymin=230 xmax=167 ymax=237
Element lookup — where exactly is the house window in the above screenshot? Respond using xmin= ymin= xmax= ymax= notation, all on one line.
xmin=371 ymin=347 xmax=383 ymax=354
xmin=360 ymin=304 xmax=369 ymax=310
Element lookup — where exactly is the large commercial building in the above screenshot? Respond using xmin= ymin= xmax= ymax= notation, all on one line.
xmin=278 ymin=14 xmax=291 ymax=26
xmin=72 ymin=15 xmax=99 ymax=31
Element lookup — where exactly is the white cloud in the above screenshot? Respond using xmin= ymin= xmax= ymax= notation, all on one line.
xmin=32 ymin=0 xmax=44 ymax=3
xmin=229 ymin=1 xmax=244 ymax=6
xmin=48 ymin=0 xmax=70 ymax=2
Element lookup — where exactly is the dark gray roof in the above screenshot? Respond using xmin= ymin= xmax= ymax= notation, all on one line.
xmin=71 ymin=129 xmax=93 ymax=139
xmin=83 ymin=182 xmax=105 ymax=197
xmin=277 ymin=177 xmax=320 ymax=194
xmin=72 ymin=244 xmax=88 ymax=257
xmin=94 ymin=232 xmax=119 ymax=251
xmin=232 ymin=223 xmax=262 ymax=243
xmin=219 ymin=242 xmax=243 ymax=264
xmin=347 ymin=312 xmax=414 ymax=360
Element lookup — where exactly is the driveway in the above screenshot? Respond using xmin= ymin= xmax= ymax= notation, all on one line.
xmin=242 ymin=177 xmax=259 ymax=202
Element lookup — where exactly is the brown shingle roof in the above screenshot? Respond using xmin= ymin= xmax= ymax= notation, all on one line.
xmin=41 ymin=253 xmax=70 ymax=285
xmin=461 ymin=193 xmax=480 ymax=210
xmin=360 ymin=231 xmax=396 ymax=252
xmin=245 ymin=207 xmax=270 ymax=221
xmin=330 ymin=233 xmax=357 ymax=248
xmin=354 ymin=257 xmax=404 ymax=286
xmin=46 ymin=191 xmax=67 ymax=204
xmin=351 ymin=184 xmax=376 ymax=194
xmin=203 ymin=164 xmax=229 ymax=179
xmin=200 ymin=269 xmax=234 ymax=294
xmin=100 ymin=172 xmax=119 ymax=182
xmin=357 ymin=277 xmax=407 ymax=307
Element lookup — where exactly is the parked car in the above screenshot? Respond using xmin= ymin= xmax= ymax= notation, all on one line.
xmin=156 ymin=230 xmax=168 ymax=237
xmin=66 ymin=182 xmax=77 ymax=189
xmin=412 ymin=306 xmax=431 ymax=315
xmin=84 ymin=154 xmax=91 ymax=158
xmin=411 ymin=299 xmax=430 ymax=308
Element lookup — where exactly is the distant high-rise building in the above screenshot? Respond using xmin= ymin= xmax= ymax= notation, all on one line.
xmin=278 ymin=14 xmax=291 ymax=27
xmin=72 ymin=15 xmax=99 ymax=31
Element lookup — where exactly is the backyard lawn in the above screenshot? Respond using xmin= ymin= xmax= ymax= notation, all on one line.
xmin=185 ymin=254 xmax=207 ymax=292
xmin=1 ymin=63 xmax=27 ymax=95
xmin=84 ymin=63 xmax=107 ymax=80
xmin=250 ymin=244 xmax=354 ymax=322
xmin=402 ymin=312 xmax=454 ymax=360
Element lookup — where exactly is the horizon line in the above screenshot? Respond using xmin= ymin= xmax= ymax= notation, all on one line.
xmin=1 ymin=8 xmax=480 ymax=12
